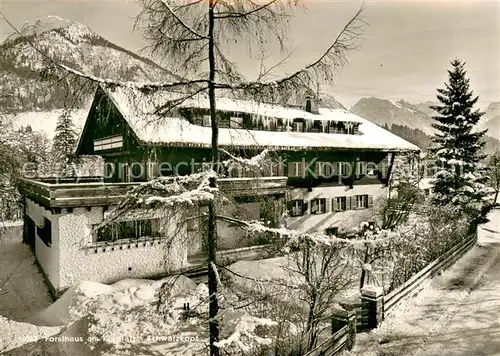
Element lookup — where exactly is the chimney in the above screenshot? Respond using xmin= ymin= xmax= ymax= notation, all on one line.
xmin=305 ymin=95 xmax=318 ymax=114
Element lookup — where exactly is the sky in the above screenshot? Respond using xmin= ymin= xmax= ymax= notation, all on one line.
xmin=0 ymin=0 xmax=499 ymax=108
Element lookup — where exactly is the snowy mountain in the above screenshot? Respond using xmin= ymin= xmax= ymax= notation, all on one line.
xmin=349 ymin=97 xmax=500 ymax=152
xmin=0 ymin=16 xmax=180 ymax=114
xmin=318 ymin=92 xmax=347 ymax=110
xmin=349 ymin=97 xmax=436 ymax=135
xmin=478 ymin=102 xmax=500 ymax=139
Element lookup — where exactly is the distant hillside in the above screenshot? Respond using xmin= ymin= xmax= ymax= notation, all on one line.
xmin=478 ymin=102 xmax=500 ymax=139
xmin=381 ymin=123 xmax=432 ymax=149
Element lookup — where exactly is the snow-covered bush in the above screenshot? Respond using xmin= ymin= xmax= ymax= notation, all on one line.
xmin=380 ymin=201 xmax=469 ymax=292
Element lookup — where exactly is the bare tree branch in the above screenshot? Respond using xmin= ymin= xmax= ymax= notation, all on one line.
xmin=214 ymin=0 xmax=282 ymax=19
xmin=158 ymin=0 xmax=209 ymax=39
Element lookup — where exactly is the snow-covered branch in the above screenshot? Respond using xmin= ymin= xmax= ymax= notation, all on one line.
xmin=214 ymin=0 xmax=281 ymax=19
xmin=95 ymin=171 xmax=217 ymax=231
xmin=220 ymin=148 xmax=272 ymax=170
xmin=158 ymin=0 xmax=208 ymax=40
xmin=215 ymin=5 xmax=367 ymax=100
xmin=213 ymin=314 xmax=277 ymax=353
xmin=217 ymin=215 xmax=399 ymax=249
xmin=58 ymin=63 xmax=207 ymax=90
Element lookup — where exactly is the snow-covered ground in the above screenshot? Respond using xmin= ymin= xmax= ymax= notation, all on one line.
xmin=0 ymin=237 xmax=59 ymax=353
xmin=0 ymin=234 xmax=276 ymax=355
xmin=346 ymin=208 xmax=500 ymax=356
xmin=0 ymin=238 xmax=53 ymax=321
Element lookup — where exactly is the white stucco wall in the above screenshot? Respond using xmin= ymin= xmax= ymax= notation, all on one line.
xmin=57 ymin=207 xmax=189 ymax=291
xmin=26 ymin=199 xmax=60 ymax=290
xmin=287 ymin=184 xmax=388 ymax=233
xmin=288 ymin=183 xmax=387 ymax=201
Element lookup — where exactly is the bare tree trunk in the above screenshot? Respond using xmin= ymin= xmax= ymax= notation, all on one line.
xmin=207 ymin=1 xmax=220 ymax=355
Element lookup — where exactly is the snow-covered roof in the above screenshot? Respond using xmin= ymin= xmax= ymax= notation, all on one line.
xmin=101 ymin=85 xmax=420 ymax=152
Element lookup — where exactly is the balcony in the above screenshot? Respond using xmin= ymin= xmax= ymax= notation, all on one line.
xmin=18 ymin=176 xmax=288 ymax=209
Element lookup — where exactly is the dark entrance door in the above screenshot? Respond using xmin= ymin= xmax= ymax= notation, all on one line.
xmin=23 ymin=215 xmax=36 ymax=253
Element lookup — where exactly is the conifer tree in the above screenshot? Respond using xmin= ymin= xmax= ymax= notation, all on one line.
xmin=52 ymin=109 xmax=78 ymax=177
xmin=430 ymin=59 xmax=488 ymax=216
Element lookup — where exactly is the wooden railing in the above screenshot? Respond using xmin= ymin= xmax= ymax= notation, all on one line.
xmin=18 ymin=176 xmax=288 ymax=208
xmin=305 ymin=326 xmax=349 ymax=356
xmin=384 ymin=233 xmax=477 ymax=314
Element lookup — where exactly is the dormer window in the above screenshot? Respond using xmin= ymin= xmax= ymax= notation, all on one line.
xmin=292 ymin=118 xmax=305 ymax=132
xmin=293 ymin=122 xmax=304 ymax=132
xmin=230 ymin=116 xmax=243 ymax=129
xmin=203 ymin=115 xmax=211 ymax=127
xmin=94 ymin=135 xmax=123 ymax=151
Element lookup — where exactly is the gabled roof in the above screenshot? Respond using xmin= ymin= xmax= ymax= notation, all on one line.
xmin=98 ymin=85 xmax=420 ymax=152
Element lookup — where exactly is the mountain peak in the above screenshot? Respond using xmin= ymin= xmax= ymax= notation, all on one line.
xmin=486 ymin=101 xmax=500 ymax=112
xmin=5 ymin=16 xmax=97 ymax=45
xmin=350 ymin=96 xmax=435 ymax=135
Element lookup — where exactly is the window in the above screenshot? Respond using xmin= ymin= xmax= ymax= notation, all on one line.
xmin=333 ymin=197 xmax=347 ymax=211
xmin=316 ymin=162 xmax=333 ymax=178
xmin=311 ymin=198 xmax=327 ymax=214
xmin=202 ymin=115 xmax=212 ymax=127
xmin=230 ymin=116 xmax=244 ymax=129
xmin=118 ymin=163 xmax=131 ymax=182
xmin=265 ymin=162 xmax=284 ymax=177
xmin=147 ymin=161 xmax=159 ymax=180
xmin=94 ymin=135 xmax=123 ymax=151
xmin=289 ymin=200 xmax=304 ymax=217
xmin=37 ymin=218 xmax=52 ymax=247
xmin=288 ymin=162 xmax=305 ymax=178
xmin=293 ymin=121 xmax=304 ymax=132
xmin=357 ymin=161 xmax=368 ymax=176
xmin=338 ymin=162 xmax=349 ymax=176
xmin=325 ymin=227 xmax=339 ymax=236
xmin=94 ymin=218 xmax=159 ymax=242
xmin=356 ymin=195 xmax=368 ymax=209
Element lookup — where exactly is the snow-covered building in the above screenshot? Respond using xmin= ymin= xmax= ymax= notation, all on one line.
xmin=19 ymin=84 xmax=419 ymax=296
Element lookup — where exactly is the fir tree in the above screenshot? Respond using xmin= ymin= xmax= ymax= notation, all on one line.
xmin=52 ymin=109 xmax=78 ymax=177
xmin=430 ymin=59 xmax=488 ymax=216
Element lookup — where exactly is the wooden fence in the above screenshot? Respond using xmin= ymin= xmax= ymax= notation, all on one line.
xmin=320 ymin=232 xmax=477 ymax=355
xmin=305 ymin=326 xmax=349 ymax=356
xmin=384 ymin=233 xmax=477 ymax=314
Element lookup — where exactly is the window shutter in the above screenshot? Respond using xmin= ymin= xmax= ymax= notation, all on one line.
xmin=324 ymin=198 xmax=329 ymax=213
xmin=302 ymin=201 xmax=309 ymax=214
xmin=332 ymin=162 xmax=338 ymax=175
xmin=288 ymin=162 xmax=296 ymax=177
xmin=325 ymin=162 xmax=332 ymax=177
xmin=333 ymin=198 xmax=339 ymax=212
xmin=368 ymin=195 xmax=374 ymax=208
xmin=347 ymin=197 xmax=354 ymax=210
xmin=315 ymin=162 xmax=321 ymax=176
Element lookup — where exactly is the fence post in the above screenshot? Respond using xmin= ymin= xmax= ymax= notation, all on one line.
xmin=332 ymin=305 xmax=357 ymax=351
xmin=360 ymin=286 xmax=384 ymax=329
